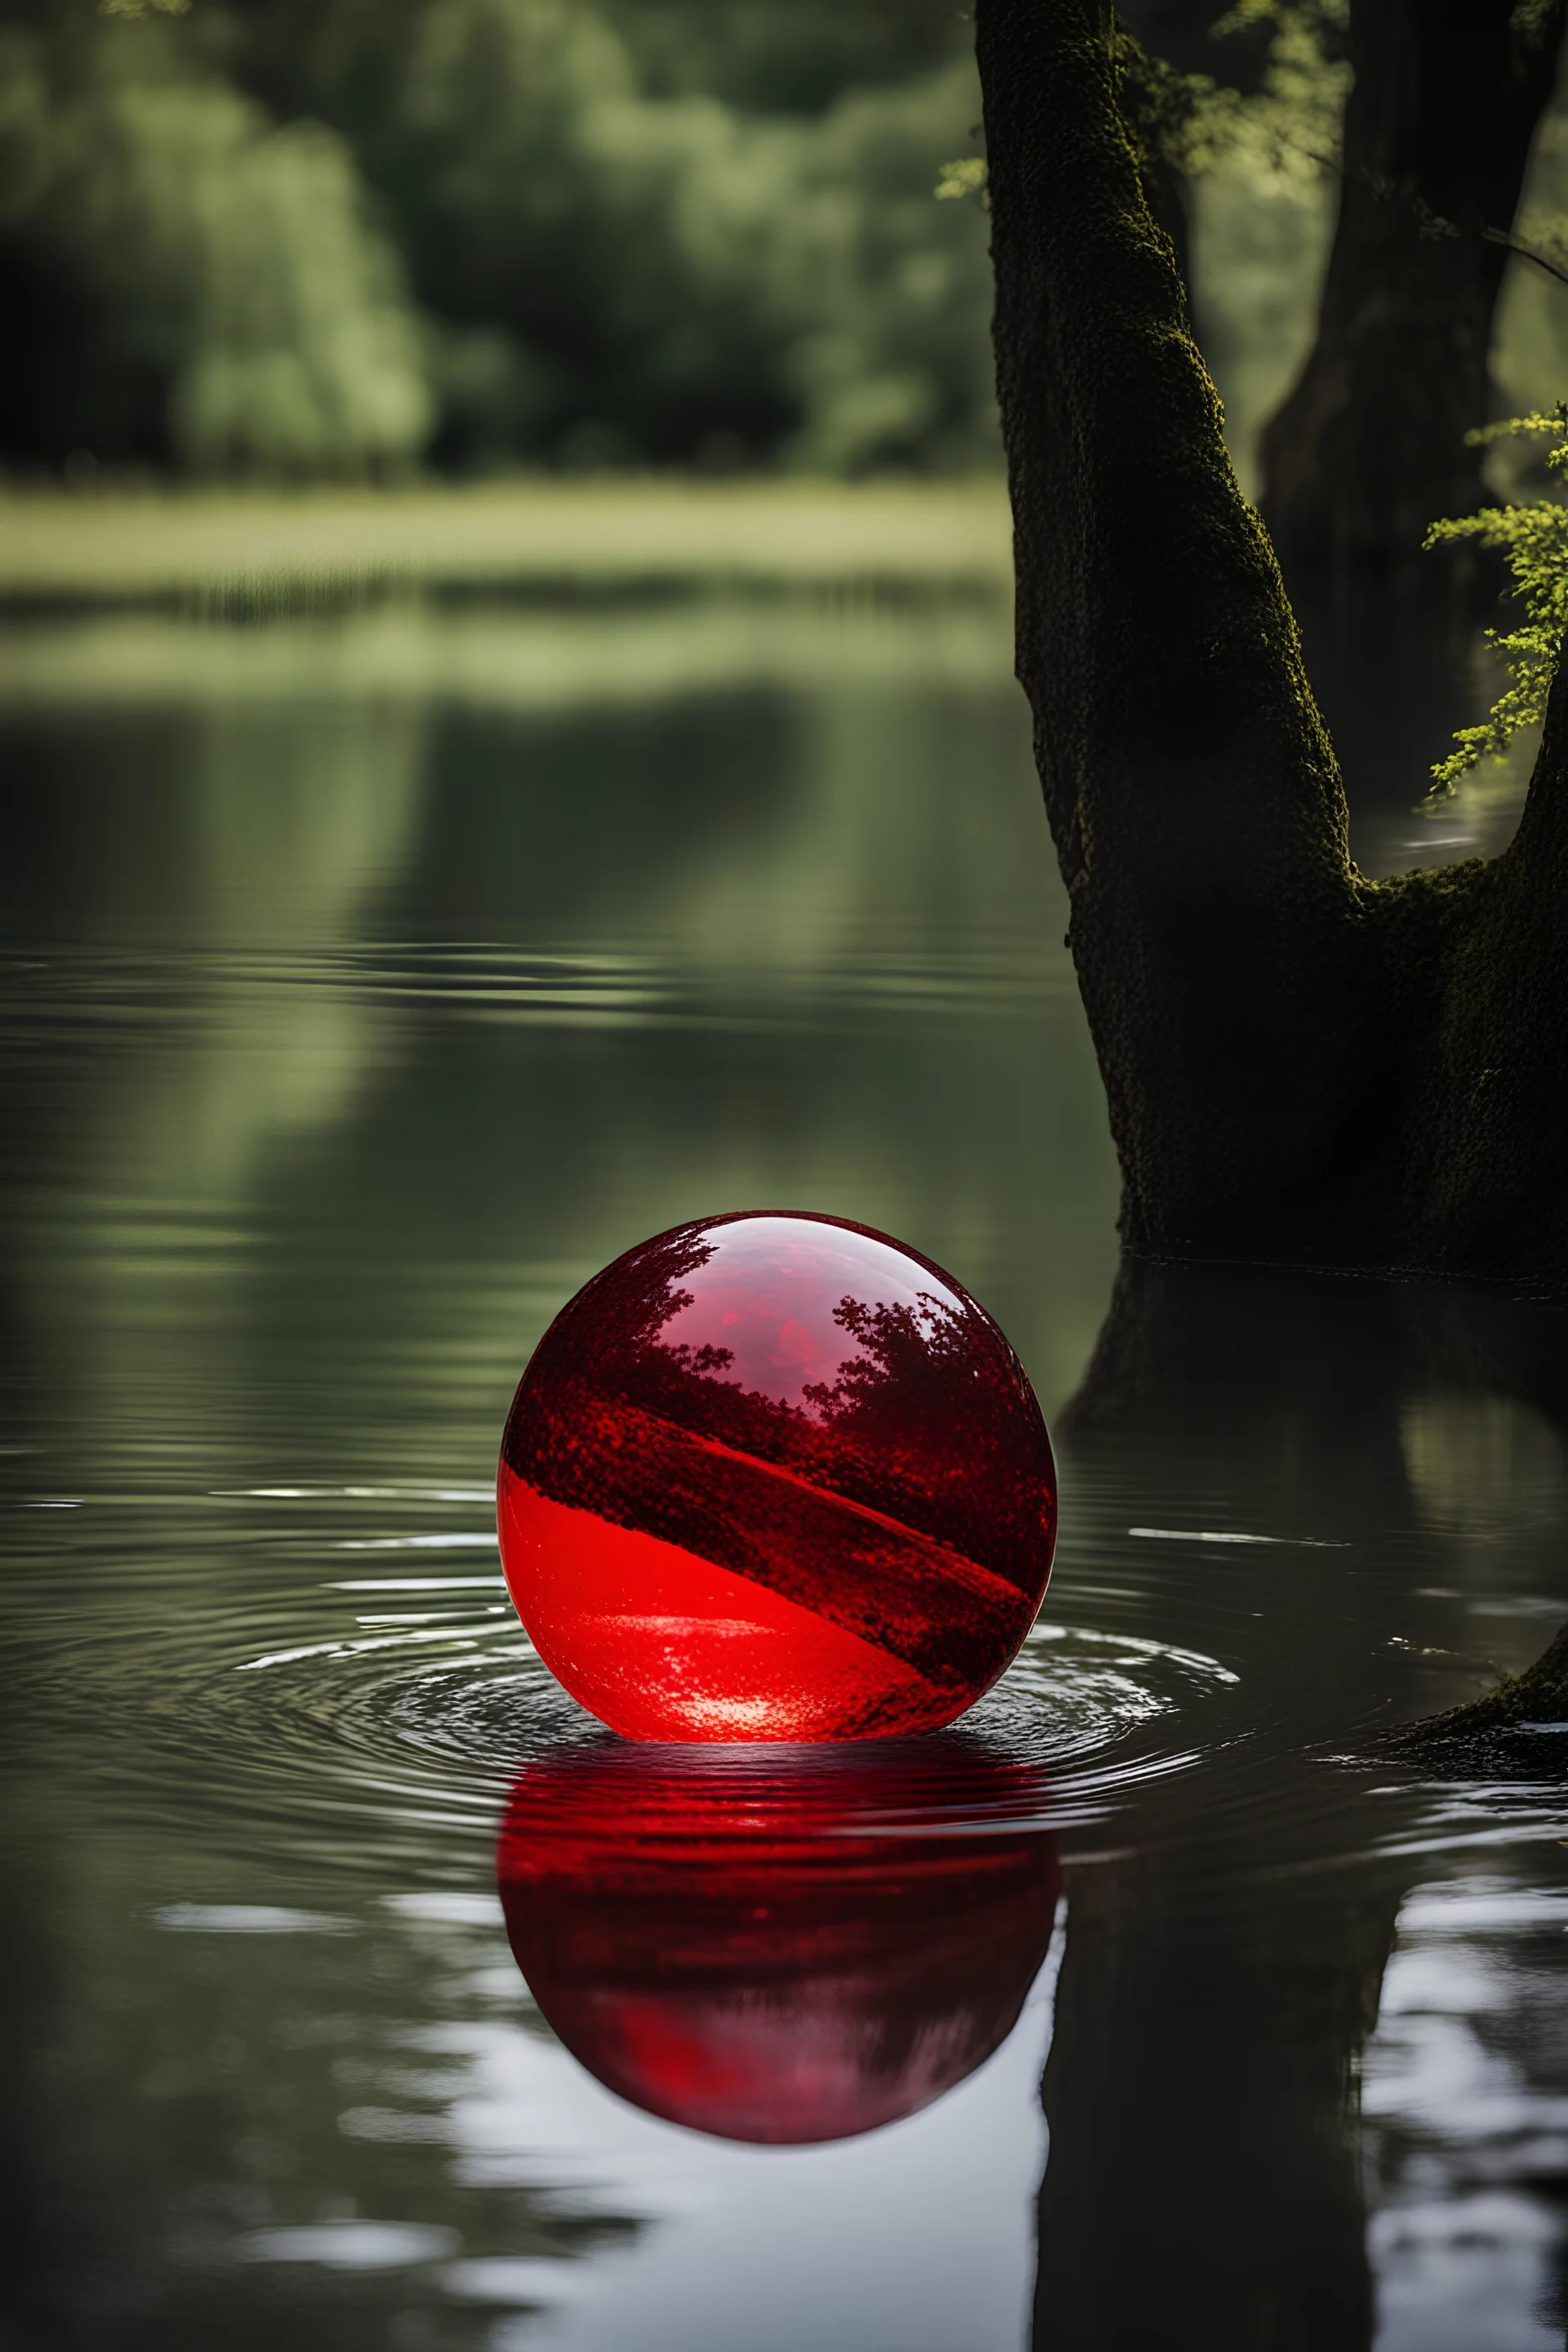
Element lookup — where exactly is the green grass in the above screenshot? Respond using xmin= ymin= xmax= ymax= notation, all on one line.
xmin=0 ymin=478 xmax=1013 ymax=611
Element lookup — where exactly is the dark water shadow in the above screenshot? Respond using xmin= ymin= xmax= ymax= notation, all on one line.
xmin=1034 ymin=1256 xmax=1568 ymax=2352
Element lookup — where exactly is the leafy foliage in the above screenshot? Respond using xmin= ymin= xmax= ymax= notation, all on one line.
xmin=0 ymin=7 xmax=430 ymax=473
xmin=932 ymin=8 xmax=1348 ymax=262
xmin=934 ymin=154 xmax=987 ymax=204
xmin=598 ymin=0 xmax=968 ymax=116
xmin=232 ymin=0 xmax=1000 ymax=476
xmin=1425 ymin=409 xmax=1568 ymax=787
xmin=0 ymin=0 xmax=1000 ymax=478
xmin=1117 ymin=0 xmax=1348 ymax=191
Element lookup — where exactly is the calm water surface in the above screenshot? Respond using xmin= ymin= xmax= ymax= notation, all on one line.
xmin=2 ymin=595 xmax=1566 ymax=2352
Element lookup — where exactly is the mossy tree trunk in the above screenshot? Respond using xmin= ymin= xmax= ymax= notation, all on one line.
xmin=1260 ymin=0 xmax=1566 ymax=578
xmin=980 ymin=0 xmax=1568 ymax=1744
xmin=976 ymin=0 xmax=1568 ymax=1280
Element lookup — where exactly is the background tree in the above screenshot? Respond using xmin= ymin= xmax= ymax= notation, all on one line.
xmin=0 ymin=0 xmax=1004 ymax=477
xmin=1260 ymin=0 xmax=1568 ymax=577
xmin=0 ymin=0 xmax=431 ymax=474
xmin=1112 ymin=2 xmax=1568 ymax=817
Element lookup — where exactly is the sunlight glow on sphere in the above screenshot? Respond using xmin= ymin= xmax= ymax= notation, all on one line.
xmin=497 ymin=1211 xmax=1057 ymax=1742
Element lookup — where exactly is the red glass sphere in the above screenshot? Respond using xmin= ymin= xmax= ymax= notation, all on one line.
xmin=497 ymin=1740 xmax=1061 ymax=2144
xmin=497 ymin=1210 xmax=1056 ymax=1742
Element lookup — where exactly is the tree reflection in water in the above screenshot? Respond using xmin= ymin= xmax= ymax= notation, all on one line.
xmin=1036 ymin=1258 xmax=1568 ymax=2352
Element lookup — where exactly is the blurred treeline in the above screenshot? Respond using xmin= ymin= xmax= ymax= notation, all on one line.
xmin=0 ymin=0 xmax=1009 ymax=479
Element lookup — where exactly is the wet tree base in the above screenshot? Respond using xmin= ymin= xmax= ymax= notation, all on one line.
xmin=1379 ymin=1623 xmax=1568 ymax=1775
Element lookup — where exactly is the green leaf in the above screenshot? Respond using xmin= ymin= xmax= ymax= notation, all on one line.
xmin=933 ymin=157 xmax=987 ymax=203
xmin=1428 ymin=408 xmax=1568 ymax=789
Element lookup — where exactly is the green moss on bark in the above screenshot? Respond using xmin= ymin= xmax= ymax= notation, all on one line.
xmin=1381 ymin=1620 xmax=1568 ymax=1772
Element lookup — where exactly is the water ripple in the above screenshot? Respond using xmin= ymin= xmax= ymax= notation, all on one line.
xmin=16 ymin=1467 xmax=1558 ymax=1885
xmin=4 ymin=1475 xmax=1250 ymax=1868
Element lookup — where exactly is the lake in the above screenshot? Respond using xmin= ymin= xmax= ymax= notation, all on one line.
xmin=2 ymin=589 xmax=1566 ymax=2352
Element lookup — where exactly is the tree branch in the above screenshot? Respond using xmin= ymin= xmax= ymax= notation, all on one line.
xmin=1481 ymin=220 xmax=1568 ymax=292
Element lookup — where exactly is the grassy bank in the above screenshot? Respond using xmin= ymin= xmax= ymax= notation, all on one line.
xmin=0 ymin=479 xmax=1013 ymax=610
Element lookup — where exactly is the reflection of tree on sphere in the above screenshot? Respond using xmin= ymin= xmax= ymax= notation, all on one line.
xmin=496 ymin=1738 xmax=1062 ymax=2145
xmin=498 ymin=1211 xmax=1057 ymax=1741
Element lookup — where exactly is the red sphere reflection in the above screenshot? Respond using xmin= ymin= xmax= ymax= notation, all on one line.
xmin=497 ymin=1211 xmax=1056 ymax=1741
xmin=496 ymin=1740 xmax=1060 ymax=2144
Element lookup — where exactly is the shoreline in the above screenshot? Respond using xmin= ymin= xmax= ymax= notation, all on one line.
xmin=0 ymin=478 xmax=1013 ymax=610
